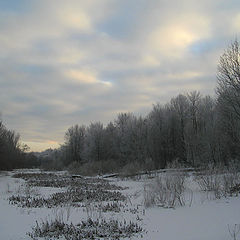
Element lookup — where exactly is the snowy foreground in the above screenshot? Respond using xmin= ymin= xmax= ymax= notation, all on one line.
xmin=0 ymin=169 xmax=240 ymax=240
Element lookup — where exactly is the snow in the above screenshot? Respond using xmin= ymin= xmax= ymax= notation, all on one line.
xmin=0 ymin=170 xmax=240 ymax=239
xmin=144 ymin=198 xmax=240 ymax=240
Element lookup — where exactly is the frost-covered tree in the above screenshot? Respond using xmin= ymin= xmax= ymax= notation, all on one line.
xmin=64 ymin=125 xmax=86 ymax=165
xmin=146 ymin=104 xmax=170 ymax=168
xmin=0 ymin=118 xmax=29 ymax=170
xmin=216 ymin=40 xmax=240 ymax=161
xmin=114 ymin=113 xmax=134 ymax=166
xmin=170 ymin=94 xmax=189 ymax=163
xmin=217 ymin=39 xmax=240 ymax=120
xmin=85 ymin=122 xmax=105 ymax=163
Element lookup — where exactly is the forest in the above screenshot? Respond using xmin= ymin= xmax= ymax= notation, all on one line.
xmin=0 ymin=120 xmax=39 ymax=170
xmin=1 ymin=40 xmax=240 ymax=174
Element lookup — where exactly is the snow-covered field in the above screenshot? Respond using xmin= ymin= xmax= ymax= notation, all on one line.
xmin=0 ymin=169 xmax=240 ymax=240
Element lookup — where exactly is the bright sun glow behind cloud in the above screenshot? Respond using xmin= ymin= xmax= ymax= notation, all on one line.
xmin=66 ymin=70 xmax=98 ymax=84
xmin=57 ymin=7 xmax=92 ymax=31
xmin=149 ymin=14 xmax=210 ymax=58
xmin=65 ymin=69 xmax=112 ymax=86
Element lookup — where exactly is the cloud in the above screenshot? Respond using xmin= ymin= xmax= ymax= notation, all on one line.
xmin=0 ymin=0 xmax=239 ymax=151
xmin=65 ymin=69 xmax=98 ymax=84
xmin=232 ymin=13 xmax=240 ymax=32
xmin=56 ymin=7 xmax=92 ymax=31
xmin=65 ymin=69 xmax=112 ymax=86
xmin=166 ymin=71 xmax=203 ymax=80
xmin=148 ymin=13 xmax=210 ymax=58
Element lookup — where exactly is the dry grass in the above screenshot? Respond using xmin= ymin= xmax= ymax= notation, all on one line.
xmin=144 ymin=173 xmax=186 ymax=208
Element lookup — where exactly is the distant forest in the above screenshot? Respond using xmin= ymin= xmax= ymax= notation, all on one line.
xmin=0 ymin=120 xmax=38 ymax=170
xmin=1 ymin=40 xmax=240 ymax=173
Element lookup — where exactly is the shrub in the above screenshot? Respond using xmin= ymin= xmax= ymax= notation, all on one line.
xmin=120 ymin=161 xmax=142 ymax=177
xmin=144 ymin=173 xmax=186 ymax=208
xmin=68 ymin=160 xmax=122 ymax=176
xmin=195 ymin=164 xmax=240 ymax=199
xmin=228 ymin=224 xmax=240 ymax=240
xmin=166 ymin=158 xmax=187 ymax=169
xmin=68 ymin=161 xmax=100 ymax=176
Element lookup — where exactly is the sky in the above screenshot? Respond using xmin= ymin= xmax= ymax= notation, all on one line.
xmin=0 ymin=0 xmax=239 ymax=152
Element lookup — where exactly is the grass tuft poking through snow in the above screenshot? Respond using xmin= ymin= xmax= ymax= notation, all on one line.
xmin=28 ymin=218 xmax=144 ymax=239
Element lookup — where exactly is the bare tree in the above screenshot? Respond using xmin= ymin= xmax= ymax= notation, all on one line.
xmin=64 ymin=125 xmax=86 ymax=164
xmin=187 ymin=91 xmax=201 ymax=134
xmin=85 ymin=122 xmax=105 ymax=163
xmin=0 ymin=118 xmax=27 ymax=170
xmin=216 ymin=40 xmax=240 ymax=161
xmin=217 ymin=39 xmax=240 ymax=120
xmin=170 ymin=94 xmax=189 ymax=163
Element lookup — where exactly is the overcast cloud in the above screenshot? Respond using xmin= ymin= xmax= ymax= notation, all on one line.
xmin=0 ymin=0 xmax=239 ymax=151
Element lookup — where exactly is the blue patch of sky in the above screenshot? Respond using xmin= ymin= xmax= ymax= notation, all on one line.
xmin=67 ymin=108 xmax=95 ymax=119
xmin=99 ymin=70 xmax=135 ymax=80
xmin=69 ymin=32 xmax=95 ymax=43
xmin=97 ymin=0 xmax=147 ymax=38
xmin=189 ymin=40 xmax=222 ymax=55
xmin=100 ymin=66 xmax=165 ymax=81
xmin=215 ymin=0 xmax=240 ymax=11
xmin=24 ymin=104 xmax=56 ymax=117
xmin=0 ymin=0 xmax=34 ymax=14
xmin=19 ymin=64 xmax=53 ymax=75
xmin=33 ymin=40 xmax=55 ymax=54
xmin=13 ymin=95 xmax=32 ymax=103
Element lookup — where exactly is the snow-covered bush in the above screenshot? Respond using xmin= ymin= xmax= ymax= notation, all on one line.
xmin=195 ymin=172 xmax=221 ymax=196
xmin=68 ymin=159 xmax=122 ymax=176
xmin=195 ymin=164 xmax=240 ymax=199
xmin=144 ymin=173 xmax=186 ymax=208
xmin=166 ymin=158 xmax=186 ymax=169
xmin=228 ymin=224 xmax=240 ymax=240
xmin=120 ymin=161 xmax=142 ymax=178
xmin=143 ymin=184 xmax=155 ymax=208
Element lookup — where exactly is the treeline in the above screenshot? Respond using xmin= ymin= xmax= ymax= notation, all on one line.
xmin=44 ymin=40 xmax=240 ymax=174
xmin=0 ymin=120 xmax=39 ymax=170
xmin=48 ymin=92 xmax=236 ymax=174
